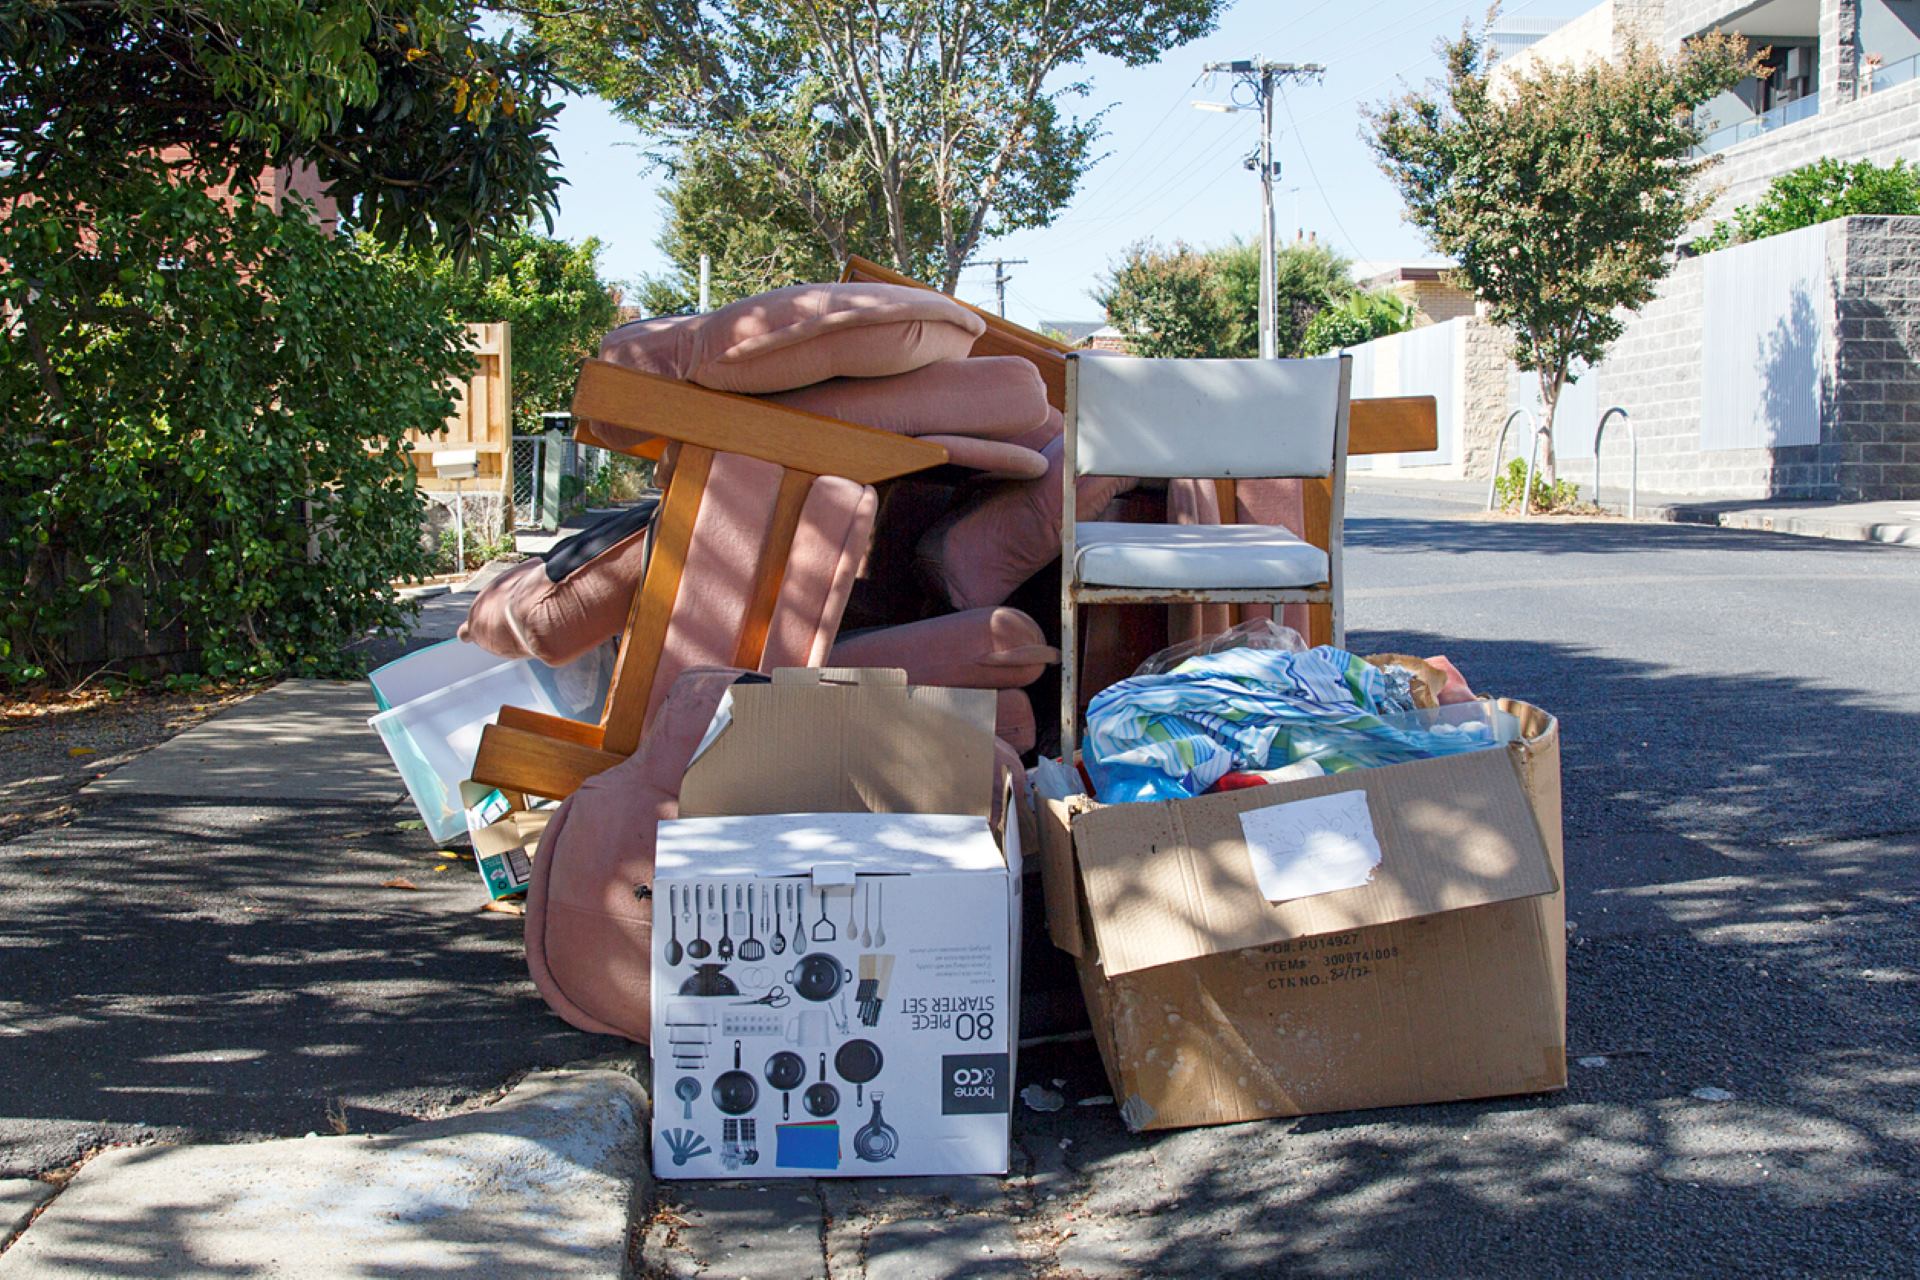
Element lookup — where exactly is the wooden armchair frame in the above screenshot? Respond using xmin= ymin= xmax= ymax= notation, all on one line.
xmin=468 ymin=358 xmax=948 ymax=801
xmin=839 ymin=255 xmax=1439 ymax=646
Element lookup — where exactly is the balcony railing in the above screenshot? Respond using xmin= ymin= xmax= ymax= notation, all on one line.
xmin=1868 ymin=52 xmax=1920 ymax=93
xmin=1692 ymin=92 xmax=1820 ymax=155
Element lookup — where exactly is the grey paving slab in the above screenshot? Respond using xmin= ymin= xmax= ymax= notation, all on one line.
xmin=83 ymin=680 xmax=399 ymax=803
xmin=0 ymin=799 xmax=619 ymax=1177
xmin=0 ymin=1181 xmax=54 ymax=1244
xmin=861 ymin=1215 xmax=1027 ymax=1280
xmin=651 ymin=1182 xmax=827 ymax=1278
xmin=0 ymin=1071 xmax=647 ymax=1279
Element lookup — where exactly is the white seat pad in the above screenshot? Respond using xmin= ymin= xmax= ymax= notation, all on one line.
xmin=1073 ymin=521 xmax=1329 ymax=590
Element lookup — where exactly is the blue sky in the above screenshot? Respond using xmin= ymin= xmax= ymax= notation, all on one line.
xmin=542 ymin=0 xmax=1592 ymax=328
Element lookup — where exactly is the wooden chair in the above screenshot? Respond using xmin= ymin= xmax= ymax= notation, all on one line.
xmin=837 ymin=255 xmax=1437 ymax=646
xmin=467 ymin=358 xmax=948 ymax=801
xmin=1059 ymin=354 xmax=1354 ymax=769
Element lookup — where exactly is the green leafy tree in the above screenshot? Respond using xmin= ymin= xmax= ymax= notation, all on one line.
xmin=1699 ymin=157 xmax=1920 ymax=250
xmin=0 ymin=173 xmax=468 ymax=683
xmin=1096 ymin=238 xmax=1356 ymax=358
xmin=528 ymin=0 xmax=1228 ymax=292
xmin=634 ymin=140 xmax=919 ymax=312
xmin=1095 ymin=241 xmax=1232 ymax=358
xmin=1215 ymin=239 xmax=1356 ymax=357
xmin=395 ymin=230 xmax=621 ymax=431
xmin=1302 ymin=288 xmax=1418 ymax=354
xmin=1366 ymin=21 xmax=1755 ymax=489
xmin=0 ymin=0 xmax=567 ymax=254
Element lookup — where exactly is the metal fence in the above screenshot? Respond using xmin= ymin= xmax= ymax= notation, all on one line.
xmin=510 ymin=415 xmax=611 ymax=529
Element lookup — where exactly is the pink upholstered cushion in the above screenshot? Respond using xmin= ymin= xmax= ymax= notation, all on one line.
xmin=764 ymin=356 xmax=1048 ymax=439
xmin=917 ymin=435 xmax=1137 ymax=611
xmin=461 ymin=461 xmax=874 ymax=725
xmin=920 ymin=434 xmax=1049 ymax=479
xmin=524 ymin=666 xmax=746 ymax=1042
xmin=598 ymin=283 xmax=984 ymax=395
xmin=642 ymin=456 xmax=877 ymax=727
xmin=996 ymin=687 xmax=1036 ymax=755
xmin=828 ymin=607 xmax=1058 ymax=690
xmin=459 ymin=538 xmax=648 ymax=668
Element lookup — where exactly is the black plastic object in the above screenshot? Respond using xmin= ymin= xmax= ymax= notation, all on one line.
xmin=786 ymin=953 xmax=851 ymax=1002
xmin=713 ymin=1040 xmax=759 ymax=1116
xmin=542 ymin=498 xmax=660 ymax=583
xmin=834 ymin=1039 xmax=883 ymax=1105
xmin=853 ymin=1092 xmax=899 ymax=1163
xmin=678 ymin=964 xmax=738 ymax=997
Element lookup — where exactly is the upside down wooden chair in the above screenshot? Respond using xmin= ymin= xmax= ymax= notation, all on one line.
xmin=467 ymin=358 xmax=948 ymax=802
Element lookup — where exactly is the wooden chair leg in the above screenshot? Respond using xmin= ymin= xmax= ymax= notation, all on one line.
xmin=600 ymin=444 xmax=714 ymax=756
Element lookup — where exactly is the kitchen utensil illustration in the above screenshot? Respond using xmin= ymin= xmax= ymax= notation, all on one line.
xmin=733 ymin=986 xmax=790 ymax=1008
xmin=794 ymin=885 xmax=810 ymax=955
xmin=687 ymin=884 xmax=711 ymax=960
xmin=712 ymin=1040 xmax=759 ymax=1116
xmin=846 ymin=881 xmax=859 ymax=942
xmin=774 ymin=1121 xmax=839 ymax=1170
xmin=855 ymin=954 xmax=894 ymax=1027
xmin=862 ymin=881 xmax=872 ymax=948
xmin=717 ymin=885 xmax=735 ymax=962
xmin=720 ymin=1118 xmax=762 ymax=1170
xmin=674 ymin=1075 xmax=701 ymax=1119
xmin=665 ymin=884 xmax=684 ymax=967
xmin=834 ymin=1038 xmax=883 ymax=1105
xmin=872 ymin=881 xmax=886 ymax=947
xmin=853 ymin=1091 xmax=899 ymax=1163
xmin=786 ymin=953 xmax=851 ymax=1002
xmin=802 ymin=1052 xmax=839 ymax=1117
xmin=721 ymin=1010 xmax=783 ymax=1039
xmin=677 ymin=963 xmax=739 ymax=998
xmin=770 ymin=884 xmax=788 ymax=956
xmin=739 ymin=885 xmax=766 ymax=961
xmin=812 ymin=886 xmax=837 ymax=943
xmin=662 ymin=1128 xmax=710 ymax=1166
xmin=765 ymin=1049 xmax=805 ymax=1121
xmin=783 ymin=1009 xmax=828 ymax=1048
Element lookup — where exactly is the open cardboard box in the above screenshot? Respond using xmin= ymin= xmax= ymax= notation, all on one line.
xmin=1036 ymin=699 xmax=1565 ymax=1131
xmin=651 ymin=668 xmax=1023 ymax=1178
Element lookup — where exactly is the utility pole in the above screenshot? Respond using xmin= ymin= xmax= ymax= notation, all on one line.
xmin=1196 ymin=61 xmax=1324 ymax=358
xmin=964 ymin=257 xmax=1030 ymax=317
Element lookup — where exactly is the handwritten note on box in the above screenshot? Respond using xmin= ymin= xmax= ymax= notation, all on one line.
xmin=1237 ymin=790 xmax=1384 ymax=903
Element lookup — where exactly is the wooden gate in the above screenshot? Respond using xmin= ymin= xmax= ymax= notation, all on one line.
xmin=410 ymin=321 xmax=512 ymax=495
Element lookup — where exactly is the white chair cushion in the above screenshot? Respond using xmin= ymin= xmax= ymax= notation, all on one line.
xmin=1072 ymin=522 xmax=1329 ymax=590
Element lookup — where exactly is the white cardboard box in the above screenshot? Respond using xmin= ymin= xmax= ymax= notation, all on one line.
xmin=652 ymin=813 xmax=1016 ymax=1177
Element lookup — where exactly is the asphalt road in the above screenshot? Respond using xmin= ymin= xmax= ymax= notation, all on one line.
xmin=1003 ymin=490 xmax=1920 ymax=1277
xmin=5 ymin=490 xmax=1919 ymax=1277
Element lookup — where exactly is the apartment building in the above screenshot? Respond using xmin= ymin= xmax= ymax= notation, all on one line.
xmin=1497 ymin=0 xmax=1920 ymax=223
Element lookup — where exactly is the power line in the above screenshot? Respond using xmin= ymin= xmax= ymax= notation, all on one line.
xmin=1068 ymin=72 xmax=1207 ymax=211
xmin=961 ymin=257 xmax=1031 ymax=316
xmin=1053 ymin=111 xmax=1256 ymax=232
xmin=1279 ymin=86 xmax=1366 ymax=259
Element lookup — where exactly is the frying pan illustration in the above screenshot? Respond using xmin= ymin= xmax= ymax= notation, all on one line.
xmin=803 ymin=1051 xmax=839 ymax=1117
xmin=834 ymin=1038 xmax=884 ymax=1105
xmin=712 ymin=1040 xmax=759 ymax=1116
xmin=765 ymin=1049 xmax=806 ymax=1121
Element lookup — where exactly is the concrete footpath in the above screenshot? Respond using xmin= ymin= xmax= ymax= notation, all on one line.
xmin=1352 ymin=472 xmax=1920 ymax=545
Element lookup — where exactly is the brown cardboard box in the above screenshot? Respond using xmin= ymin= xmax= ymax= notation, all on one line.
xmin=1037 ymin=699 xmax=1564 ymax=1131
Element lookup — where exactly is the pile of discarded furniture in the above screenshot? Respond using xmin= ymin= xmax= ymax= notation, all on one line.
xmin=369 ymin=261 xmax=1568 ymax=1179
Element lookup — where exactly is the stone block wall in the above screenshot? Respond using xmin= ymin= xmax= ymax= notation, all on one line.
xmin=1829 ymin=215 xmax=1920 ymax=498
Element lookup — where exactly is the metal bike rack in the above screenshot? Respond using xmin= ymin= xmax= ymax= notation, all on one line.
xmin=1592 ymin=406 xmax=1637 ymax=520
xmin=1486 ymin=408 xmax=1542 ymax=514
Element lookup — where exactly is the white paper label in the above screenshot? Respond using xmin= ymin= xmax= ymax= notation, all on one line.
xmin=1237 ymin=790 xmax=1383 ymax=903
